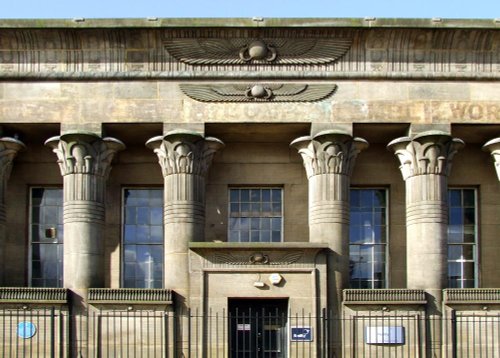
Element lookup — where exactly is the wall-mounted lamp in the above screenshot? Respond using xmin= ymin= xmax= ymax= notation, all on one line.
xmin=269 ymin=273 xmax=283 ymax=285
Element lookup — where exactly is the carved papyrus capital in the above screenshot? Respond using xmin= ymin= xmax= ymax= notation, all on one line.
xmin=483 ymin=137 xmax=500 ymax=181
xmin=45 ymin=132 xmax=125 ymax=179
xmin=146 ymin=130 xmax=224 ymax=177
xmin=290 ymin=130 xmax=369 ymax=178
xmin=0 ymin=137 xmax=25 ymax=222
xmin=0 ymin=136 xmax=25 ymax=188
xmin=387 ymin=131 xmax=464 ymax=181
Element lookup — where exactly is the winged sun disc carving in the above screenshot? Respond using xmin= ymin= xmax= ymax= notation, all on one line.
xmin=164 ymin=38 xmax=352 ymax=65
xmin=180 ymin=83 xmax=337 ymax=103
xmin=212 ymin=251 xmax=303 ymax=265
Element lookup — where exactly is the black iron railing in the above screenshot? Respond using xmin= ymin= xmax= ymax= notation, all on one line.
xmin=1 ymin=307 xmax=499 ymax=357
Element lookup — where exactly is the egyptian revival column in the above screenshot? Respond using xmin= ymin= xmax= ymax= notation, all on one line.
xmin=388 ymin=131 xmax=464 ymax=356
xmin=146 ymin=130 xmax=224 ymax=301
xmin=0 ymin=137 xmax=25 ymax=284
xmin=483 ymin=137 xmax=500 ymax=181
xmin=291 ymin=130 xmax=368 ymax=307
xmin=45 ymin=132 xmax=125 ymax=296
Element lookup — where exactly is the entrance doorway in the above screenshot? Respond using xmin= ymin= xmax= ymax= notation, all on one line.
xmin=228 ymin=298 xmax=288 ymax=358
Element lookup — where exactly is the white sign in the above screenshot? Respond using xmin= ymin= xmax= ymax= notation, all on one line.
xmin=365 ymin=326 xmax=405 ymax=344
xmin=237 ymin=324 xmax=251 ymax=331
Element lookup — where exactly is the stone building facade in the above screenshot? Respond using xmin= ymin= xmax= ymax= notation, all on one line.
xmin=0 ymin=18 xmax=499 ymax=357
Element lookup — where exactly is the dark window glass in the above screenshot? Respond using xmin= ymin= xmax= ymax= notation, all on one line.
xmin=31 ymin=188 xmax=63 ymax=288
xmin=123 ymin=188 xmax=163 ymax=288
xmin=228 ymin=188 xmax=283 ymax=243
xmin=447 ymin=189 xmax=477 ymax=288
xmin=349 ymin=189 xmax=388 ymax=289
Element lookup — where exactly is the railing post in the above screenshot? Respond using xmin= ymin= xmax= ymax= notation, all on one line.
xmin=50 ymin=306 xmax=55 ymax=358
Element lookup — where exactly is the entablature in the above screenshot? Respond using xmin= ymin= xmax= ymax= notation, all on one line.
xmin=0 ymin=19 xmax=498 ymax=80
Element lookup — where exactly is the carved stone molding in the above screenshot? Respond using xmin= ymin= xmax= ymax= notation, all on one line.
xmin=290 ymin=130 xmax=369 ymax=178
xmin=444 ymin=288 xmax=500 ymax=303
xmin=180 ymin=83 xmax=337 ymax=103
xmin=0 ymin=287 xmax=67 ymax=303
xmin=164 ymin=37 xmax=352 ymax=65
xmin=0 ymin=28 xmax=498 ymax=79
xmin=213 ymin=251 xmax=303 ymax=266
xmin=0 ymin=137 xmax=25 ymax=222
xmin=146 ymin=131 xmax=224 ymax=177
xmin=88 ymin=288 xmax=173 ymax=304
xmin=343 ymin=289 xmax=427 ymax=304
xmin=387 ymin=131 xmax=464 ymax=180
xmin=482 ymin=137 xmax=500 ymax=181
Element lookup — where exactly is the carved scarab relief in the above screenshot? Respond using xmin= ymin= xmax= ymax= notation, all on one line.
xmin=249 ymin=252 xmax=270 ymax=264
xmin=245 ymin=85 xmax=273 ymax=100
xmin=239 ymin=40 xmax=277 ymax=62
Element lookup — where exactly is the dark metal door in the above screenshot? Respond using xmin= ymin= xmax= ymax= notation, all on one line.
xmin=229 ymin=299 xmax=288 ymax=358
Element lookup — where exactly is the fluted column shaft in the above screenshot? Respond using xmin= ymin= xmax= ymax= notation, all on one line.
xmin=388 ymin=131 xmax=463 ymax=358
xmin=292 ymin=131 xmax=367 ymax=357
xmin=46 ymin=132 xmax=124 ymax=291
xmin=0 ymin=138 xmax=25 ymax=284
xmin=388 ymin=131 xmax=464 ymax=291
xmin=147 ymin=131 xmax=224 ymax=299
xmin=291 ymin=131 xmax=368 ymax=304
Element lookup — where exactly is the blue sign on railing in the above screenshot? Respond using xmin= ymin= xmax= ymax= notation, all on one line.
xmin=17 ymin=322 xmax=37 ymax=339
xmin=291 ymin=326 xmax=313 ymax=341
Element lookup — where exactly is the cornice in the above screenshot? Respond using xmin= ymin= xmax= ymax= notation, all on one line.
xmin=0 ymin=18 xmax=497 ymax=29
xmin=0 ymin=27 xmax=498 ymax=80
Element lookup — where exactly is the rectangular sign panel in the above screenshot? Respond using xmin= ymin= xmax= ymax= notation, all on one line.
xmin=291 ymin=327 xmax=313 ymax=341
xmin=365 ymin=326 xmax=405 ymax=344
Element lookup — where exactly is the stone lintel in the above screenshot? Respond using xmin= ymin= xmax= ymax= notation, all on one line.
xmin=408 ymin=124 xmax=451 ymax=137
xmin=61 ymin=123 xmax=103 ymax=137
xmin=190 ymin=242 xmax=327 ymax=267
xmin=311 ymin=123 xmax=353 ymax=137
xmin=163 ymin=123 xmax=205 ymax=137
xmin=189 ymin=242 xmax=328 ymax=250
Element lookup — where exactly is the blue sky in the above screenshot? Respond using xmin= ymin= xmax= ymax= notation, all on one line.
xmin=0 ymin=0 xmax=498 ymax=19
